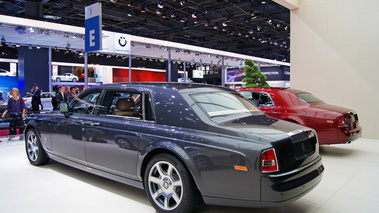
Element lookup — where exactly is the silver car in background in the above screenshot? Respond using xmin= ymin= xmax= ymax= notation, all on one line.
xmin=24 ymin=92 xmax=55 ymax=111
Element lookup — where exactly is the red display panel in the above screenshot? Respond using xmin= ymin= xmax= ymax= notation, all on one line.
xmin=113 ymin=68 xmax=166 ymax=83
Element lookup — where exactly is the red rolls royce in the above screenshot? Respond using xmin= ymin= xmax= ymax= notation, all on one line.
xmin=236 ymin=87 xmax=362 ymax=145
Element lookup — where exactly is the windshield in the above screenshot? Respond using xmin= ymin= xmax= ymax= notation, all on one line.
xmin=296 ymin=93 xmax=323 ymax=103
xmin=191 ymin=91 xmax=262 ymax=122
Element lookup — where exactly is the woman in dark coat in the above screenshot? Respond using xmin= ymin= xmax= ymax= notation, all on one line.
xmin=1 ymin=88 xmax=27 ymax=140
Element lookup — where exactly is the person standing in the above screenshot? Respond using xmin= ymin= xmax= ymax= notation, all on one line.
xmin=30 ymin=83 xmax=41 ymax=112
xmin=69 ymin=86 xmax=77 ymax=97
xmin=55 ymin=85 xmax=68 ymax=106
xmin=1 ymin=88 xmax=27 ymax=140
xmin=51 ymin=85 xmax=59 ymax=110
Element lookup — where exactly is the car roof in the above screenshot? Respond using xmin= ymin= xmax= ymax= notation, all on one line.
xmin=97 ymin=82 xmax=229 ymax=91
xmin=236 ymin=87 xmax=308 ymax=95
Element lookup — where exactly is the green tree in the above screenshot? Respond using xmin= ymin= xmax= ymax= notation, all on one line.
xmin=241 ymin=59 xmax=270 ymax=87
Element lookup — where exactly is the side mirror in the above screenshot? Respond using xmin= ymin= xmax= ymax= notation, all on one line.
xmin=59 ymin=103 xmax=69 ymax=113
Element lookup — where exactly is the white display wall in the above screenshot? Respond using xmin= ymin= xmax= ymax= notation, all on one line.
xmin=290 ymin=0 xmax=379 ymax=139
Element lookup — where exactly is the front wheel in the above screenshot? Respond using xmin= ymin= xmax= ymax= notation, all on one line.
xmin=72 ymin=78 xmax=77 ymax=82
xmin=144 ymin=154 xmax=202 ymax=213
xmin=56 ymin=77 xmax=61 ymax=82
xmin=25 ymin=129 xmax=50 ymax=166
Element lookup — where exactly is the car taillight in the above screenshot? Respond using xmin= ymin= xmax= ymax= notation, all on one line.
xmin=261 ymin=148 xmax=279 ymax=173
xmin=338 ymin=116 xmax=347 ymax=127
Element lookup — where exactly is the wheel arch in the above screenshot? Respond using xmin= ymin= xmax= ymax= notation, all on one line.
xmin=139 ymin=144 xmax=202 ymax=193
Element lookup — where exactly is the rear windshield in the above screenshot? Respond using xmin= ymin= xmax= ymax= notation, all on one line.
xmin=190 ymin=91 xmax=262 ymax=123
xmin=296 ymin=93 xmax=323 ymax=103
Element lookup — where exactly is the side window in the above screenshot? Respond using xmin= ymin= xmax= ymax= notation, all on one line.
xmin=144 ymin=93 xmax=155 ymax=121
xmin=99 ymin=91 xmax=141 ymax=119
xmin=258 ymin=92 xmax=274 ymax=106
xmin=70 ymin=92 xmax=101 ymax=114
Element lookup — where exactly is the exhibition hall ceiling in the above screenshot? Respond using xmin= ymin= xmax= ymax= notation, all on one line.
xmin=0 ymin=0 xmax=290 ymax=62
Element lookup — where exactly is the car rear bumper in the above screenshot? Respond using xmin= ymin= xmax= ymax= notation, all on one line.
xmin=202 ymin=156 xmax=324 ymax=208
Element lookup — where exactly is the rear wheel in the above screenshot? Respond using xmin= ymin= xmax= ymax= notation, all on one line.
xmin=25 ymin=129 xmax=49 ymax=166
xmin=144 ymin=154 xmax=202 ymax=213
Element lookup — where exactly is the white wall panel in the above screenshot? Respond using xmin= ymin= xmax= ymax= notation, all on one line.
xmin=291 ymin=0 xmax=379 ymax=139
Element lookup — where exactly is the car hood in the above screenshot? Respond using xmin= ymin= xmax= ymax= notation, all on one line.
xmin=309 ymin=102 xmax=353 ymax=114
xmin=215 ymin=115 xmax=311 ymax=143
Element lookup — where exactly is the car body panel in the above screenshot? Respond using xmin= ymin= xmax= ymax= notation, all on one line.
xmin=25 ymin=83 xmax=323 ymax=208
xmin=236 ymin=87 xmax=362 ymax=145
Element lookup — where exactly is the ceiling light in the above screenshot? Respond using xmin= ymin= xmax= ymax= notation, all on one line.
xmin=140 ymin=5 xmax=147 ymax=13
xmin=194 ymin=19 xmax=198 ymax=24
xmin=257 ymin=25 xmax=261 ymax=31
xmin=180 ymin=1 xmax=186 ymax=6
xmin=28 ymin=27 xmax=34 ymax=33
xmin=204 ymin=22 xmax=209 ymax=27
xmin=161 ymin=11 xmax=167 ymax=18
xmin=171 ymin=13 xmax=176 ymax=18
xmin=157 ymin=2 xmax=164 ymax=9
xmin=222 ymin=22 xmax=227 ymax=27
xmin=192 ymin=12 xmax=197 ymax=19
xmin=145 ymin=44 xmax=151 ymax=48
xmin=127 ymin=12 xmax=132 ymax=17
xmin=180 ymin=17 xmax=187 ymax=22
xmin=156 ymin=10 xmax=161 ymax=15
xmin=213 ymin=26 xmax=218 ymax=29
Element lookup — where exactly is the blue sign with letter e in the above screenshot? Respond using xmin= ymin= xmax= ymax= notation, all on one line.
xmin=85 ymin=16 xmax=101 ymax=52
xmin=85 ymin=2 xmax=102 ymax=52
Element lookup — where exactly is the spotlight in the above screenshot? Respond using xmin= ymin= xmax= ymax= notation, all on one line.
xmin=145 ymin=44 xmax=151 ymax=48
xmin=192 ymin=12 xmax=197 ymax=19
xmin=249 ymin=29 xmax=254 ymax=34
xmin=257 ymin=25 xmax=261 ymax=31
xmin=127 ymin=12 xmax=132 ymax=17
xmin=222 ymin=22 xmax=227 ymax=27
xmin=140 ymin=4 xmax=148 ymax=13
xmin=180 ymin=1 xmax=186 ymax=6
xmin=180 ymin=17 xmax=187 ymax=23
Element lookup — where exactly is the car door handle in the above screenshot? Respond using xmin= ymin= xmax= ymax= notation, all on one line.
xmin=84 ymin=121 xmax=100 ymax=126
xmin=75 ymin=120 xmax=85 ymax=125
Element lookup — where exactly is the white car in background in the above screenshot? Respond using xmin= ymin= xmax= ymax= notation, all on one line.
xmin=0 ymin=69 xmax=15 ymax=76
xmin=52 ymin=73 xmax=78 ymax=82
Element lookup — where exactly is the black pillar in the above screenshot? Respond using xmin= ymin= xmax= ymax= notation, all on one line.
xmin=18 ymin=47 xmax=49 ymax=96
xmin=166 ymin=62 xmax=178 ymax=82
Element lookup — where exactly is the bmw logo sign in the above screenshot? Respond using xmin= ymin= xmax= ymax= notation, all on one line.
xmin=118 ymin=37 xmax=127 ymax=47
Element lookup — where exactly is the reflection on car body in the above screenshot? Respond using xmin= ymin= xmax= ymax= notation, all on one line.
xmin=25 ymin=83 xmax=324 ymax=213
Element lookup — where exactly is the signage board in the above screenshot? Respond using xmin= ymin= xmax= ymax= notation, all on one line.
xmin=85 ymin=2 xmax=102 ymax=52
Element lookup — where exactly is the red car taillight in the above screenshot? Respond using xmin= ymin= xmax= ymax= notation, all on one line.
xmin=338 ymin=116 xmax=347 ymax=127
xmin=261 ymin=148 xmax=279 ymax=173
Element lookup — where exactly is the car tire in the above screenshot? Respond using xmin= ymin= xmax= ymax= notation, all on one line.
xmin=144 ymin=154 xmax=202 ymax=213
xmin=25 ymin=129 xmax=50 ymax=166
xmin=56 ymin=77 xmax=61 ymax=82
xmin=72 ymin=78 xmax=77 ymax=82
